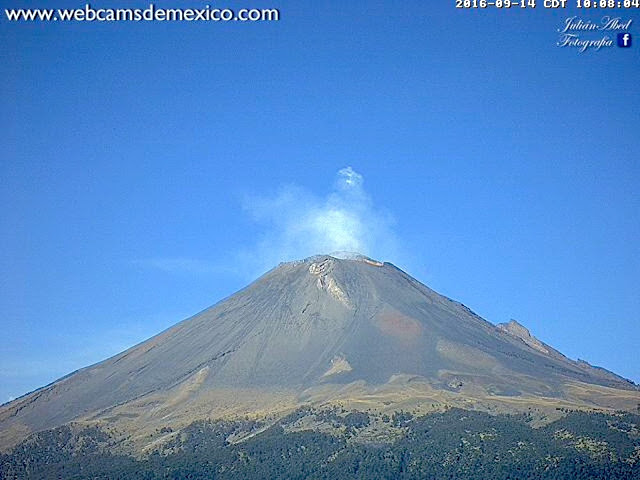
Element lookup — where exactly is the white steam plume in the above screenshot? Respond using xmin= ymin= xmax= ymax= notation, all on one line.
xmin=242 ymin=167 xmax=402 ymax=273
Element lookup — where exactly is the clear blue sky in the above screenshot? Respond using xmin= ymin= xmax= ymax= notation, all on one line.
xmin=1 ymin=0 xmax=638 ymax=402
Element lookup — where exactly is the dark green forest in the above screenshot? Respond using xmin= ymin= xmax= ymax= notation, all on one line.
xmin=2 ymin=409 xmax=639 ymax=479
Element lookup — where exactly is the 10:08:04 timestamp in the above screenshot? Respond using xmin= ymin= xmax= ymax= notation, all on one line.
xmin=577 ymin=0 xmax=640 ymax=7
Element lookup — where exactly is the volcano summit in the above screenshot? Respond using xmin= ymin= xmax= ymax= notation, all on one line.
xmin=1 ymin=254 xmax=638 ymax=454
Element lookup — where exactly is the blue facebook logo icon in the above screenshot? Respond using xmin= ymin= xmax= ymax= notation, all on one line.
xmin=617 ymin=33 xmax=632 ymax=48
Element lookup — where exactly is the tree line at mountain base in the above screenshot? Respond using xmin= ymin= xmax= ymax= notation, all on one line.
xmin=2 ymin=408 xmax=639 ymax=479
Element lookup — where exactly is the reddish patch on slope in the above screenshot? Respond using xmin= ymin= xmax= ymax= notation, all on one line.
xmin=376 ymin=311 xmax=423 ymax=342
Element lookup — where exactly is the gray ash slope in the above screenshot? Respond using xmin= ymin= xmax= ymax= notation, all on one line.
xmin=0 ymin=254 xmax=637 ymax=450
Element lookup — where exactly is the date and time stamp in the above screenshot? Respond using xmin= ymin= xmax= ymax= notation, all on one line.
xmin=455 ymin=0 xmax=636 ymax=52
xmin=455 ymin=0 xmax=639 ymax=9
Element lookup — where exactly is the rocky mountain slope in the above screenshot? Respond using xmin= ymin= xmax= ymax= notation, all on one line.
xmin=1 ymin=254 xmax=638 ymax=452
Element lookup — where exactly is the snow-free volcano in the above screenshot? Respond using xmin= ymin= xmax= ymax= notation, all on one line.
xmin=1 ymin=254 xmax=638 ymax=451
